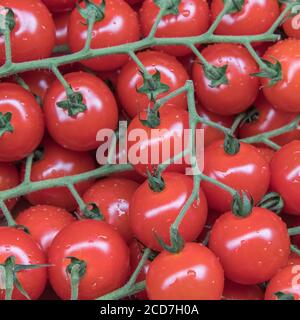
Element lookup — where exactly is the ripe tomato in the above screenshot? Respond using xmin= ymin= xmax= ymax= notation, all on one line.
xmin=282 ymin=3 xmax=300 ymax=39
xmin=0 ymin=83 xmax=44 ymax=162
xmin=68 ymin=0 xmax=140 ymax=71
xmin=211 ymin=0 xmax=279 ymax=37
xmin=238 ymin=93 xmax=300 ymax=146
xmin=42 ymin=0 xmax=77 ymax=12
xmin=288 ymin=253 xmax=300 ymax=266
xmin=127 ymin=107 xmax=190 ymax=177
xmin=209 ymin=207 xmax=290 ymax=285
xmin=130 ymin=173 xmax=208 ymax=251
xmin=261 ymin=39 xmax=300 ymax=113
xmin=117 ymin=50 xmax=189 ymax=118
xmin=0 ymin=227 xmax=47 ymax=300
xmin=146 ymin=242 xmax=224 ymax=300
xmin=23 ymin=138 xmax=96 ymax=211
xmin=16 ymin=205 xmax=75 ymax=254
xmin=82 ymin=178 xmax=139 ymax=244
xmin=265 ymin=265 xmax=300 ymax=300
xmin=53 ymin=11 xmax=70 ymax=46
xmin=44 ymin=71 xmax=118 ymax=152
xmin=222 ymin=280 xmax=264 ymax=300
xmin=256 ymin=147 xmax=275 ymax=165
xmin=193 ymin=44 xmax=259 ymax=115
xmin=0 ymin=0 xmax=55 ymax=64
xmin=178 ymin=54 xmax=196 ymax=77
xmin=270 ymin=141 xmax=300 ymax=216
xmin=0 ymin=163 xmax=19 ymax=216
xmin=202 ymin=140 xmax=270 ymax=213
xmin=139 ymin=0 xmax=210 ymax=56
xmin=48 ymin=220 xmax=130 ymax=300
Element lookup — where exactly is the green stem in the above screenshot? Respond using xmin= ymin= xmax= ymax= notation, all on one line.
xmin=4 ymin=27 xmax=12 ymax=67
xmin=67 ymin=184 xmax=86 ymax=212
xmin=288 ymin=227 xmax=300 ymax=237
xmin=24 ymin=154 xmax=34 ymax=183
xmin=206 ymin=0 xmax=231 ymax=35
xmin=0 ymin=201 xmax=16 ymax=227
xmin=51 ymin=65 xmax=73 ymax=95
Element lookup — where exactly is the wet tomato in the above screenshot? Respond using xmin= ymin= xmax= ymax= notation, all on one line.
xmin=222 ymin=279 xmax=264 ymax=300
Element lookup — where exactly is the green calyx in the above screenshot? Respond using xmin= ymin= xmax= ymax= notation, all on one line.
xmin=137 ymin=70 xmax=170 ymax=102
xmin=274 ymin=292 xmax=295 ymax=301
xmin=66 ymin=257 xmax=87 ymax=301
xmin=82 ymin=203 xmax=104 ymax=221
xmin=224 ymin=134 xmax=240 ymax=155
xmin=224 ymin=0 xmax=245 ymax=14
xmin=77 ymin=0 xmax=106 ymax=23
xmin=232 ymin=192 xmax=253 ymax=217
xmin=257 ymin=192 xmax=284 ymax=215
xmin=154 ymin=0 xmax=182 ymax=15
xmin=139 ymin=106 xmax=161 ymax=128
xmin=0 ymin=112 xmax=13 ymax=138
xmin=154 ymin=226 xmax=185 ymax=254
xmin=252 ymin=58 xmax=282 ymax=87
xmin=0 ymin=8 xmax=16 ymax=34
xmin=202 ymin=64 xmax=229 ymax=88
xmin=147 ymin=169 xmax=165 ymax=193
xmin=57 ymin=91 xmax=87 ymax=117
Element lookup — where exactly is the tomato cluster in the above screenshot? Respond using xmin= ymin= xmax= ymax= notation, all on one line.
xmin=0 ymin=0 xmax=300 ymax=301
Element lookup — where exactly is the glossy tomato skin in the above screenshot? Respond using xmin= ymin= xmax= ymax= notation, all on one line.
xmin=140 ymin=0 xmax=210 ymax=56
xmin=282 ymin=3 xmax=300 ymax=39
xmin=127 ymin=107 xmax=190 ymax=177
xmin=193 ymin=44 xmax=259 ymax=115
xmin=0 ymin=83 xmax=44 ymax=162
xmin=0 ymin=227 xmax=47 ymax=300
xmin=209 ymin=208 xmax=290 ymax=285
xmin=265 ymin=265 xmax=300 ymax=300
xmin=256 ymin=147 xmax=275 ymax=165
xmin=222 ymin=280 xmax=264 ymax=300
xmin=238 ymin=93 xmax=300 ymax=146
xmin=130 ymin=173 xmax=208 ymax=251
xmin=0 ymin=0 xmax=55 ymax=64
xmin=0 ymin=163 xmax=19 ymax=216
xmin=53 ymin=11 xmax=70 ymax=46
xmin=270 ymin=141 xmax=300 ymax=216
xmin=117 ymin=51 xmax=189 ymax=118
xmin=68 ymin=0 xmax=140 ymax=71
xmin=23 ymin=138 xmax=96 ymax=211
xmin=44 ymin=72 xmax=118 ymax=152
xmin=202 ymin=140 xmax=270 ymax=213
xmin=261 ymin=40 xmax=300 ymax=113
xmin=42 ymin=0 xmax=77 ymax=12
xmin=48 ymin=220 xmax=130 ymax=300
xmin=16 ymin=205 xmax=75 ymax=254
xmin=82 ymin=178 xmax=139 ymax=244
xmin=211 ymin=0 xmax=279 ymax=37
xmin=146 ymin=242 xmax=224 ymax=300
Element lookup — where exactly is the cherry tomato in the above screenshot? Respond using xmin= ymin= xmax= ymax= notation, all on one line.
xmin=117 ymin=50 xmax=189 ymax=118
xmin=222 ymin=280 xmax=264 ymax=300
xmin=265 ymin=265 xmax=300 ymax=300
xmin=288 ymin=253 xmax=300 ymax=266
xmin=193 ymin=44 xmax=259 ymax=115
xmin=140 ymin=0 xmax=210 ymax=56
xmin=270 ymin=141 xmax=300 ymax=216
xmin=146 ymin=242 xmax=224 ymax=300
xmin=211 ymin=0 xmax=279 ymax=37
xmin=261 ymin=39 xmax=300 ymax=113
xmin=0 ymin=163 xmax=19 ymax=216
xmin=42 ymin=0 xmax=77 ymax=13
xmin=0 ymin=83 xmax=44 ymax=162
xmin=44 ymin=71 xmax=118 ymax=152
xmin=53 ymin=11 xmax=70 ymax=46
xmin=82 ymin=178 xmax=139 ymax=244
xmin=209 ymin=207 xmax=290 ymax=285
xmin=202 ymin=140 xmax=270 ymax=213
xmin=0 ymin=0 xmax=55 ymax=64
xmin=130 ymin=173 xmax=208 ymax=251
xmin=256 ymin=147 xmax=275 ymax=165
xmin=23 ymin=138 xmax=96 ymax=211
xmin=178 ymin=54 xmax=196 ymax=77
xmin=68 ymin=0 xmax=140 ymax=71
xmin=0 ymin=227 xmax=47 ymax=300
xmin=16 ymin=205 xmax=75 ymax=254
xmin=282 ymin=2 xmax=300 ymax=39
xmin=48 ymin=220 xmax=130 ymax=300
xmin=238 ymin=93 xmax=300 ymax=146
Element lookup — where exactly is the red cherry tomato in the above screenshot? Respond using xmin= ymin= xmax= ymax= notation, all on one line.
xmin=256 ymin=147 xmax=275 ymax=165
xmin=130 ymin=172 xmax=208 ymax=251
xmin=82 ymin=178 xmax=139 ymax=244
xmin=68 ymin=0 xmax=140 ymax=71
xmin=53 ymin=11 xmax=70 ymax=46
xmin=265 ymin=265 xmax=300 ymax=300
xmin=193 ymin=44 xmax=259 ymax=115
xmin=211 ymin=0 xmax=279 ymax=37
xmin=146 ymin=242 xmax=224 ymax=300
xmin=238 ymin=93 xmax=300 ymax=146
xmin=16 ymin=205 xmax=75 ymax=254
xmin=270 ymin=141 xmax=300 ymax=216
xmin=0 ymin=83 xmax=44 ymax=162
xmin=209 ymin=207 xmax=290 ymax=285
xmin=23 ymin=138 xmax=96 ymax=211
xmin=117 ymin=50 xmax=189 ymax=118
xmin=178 ymin=54 xmax=196 ymax=77
xmin=288 ymin=253 xmax=300 ymax=266
xmin=202 ymin=140 xmax=270 ymax=213
xmin=0 ymin=227 xmax=47 ymax=300
xmin=261 ymin=39 xmax=300 ymax=113
xmin=42 ymin=0 xmax=77 ymax=12
xmin=44 ymin=72 xmax=118 ymax=152
xmin=282 ymin=3 xmax=300 ymax=39
xmin=222 ymin=280 xmax=264 ymax=300
xmin=140 ymin=0 xmax=210 ymax=56
xmin=0 ymin=163 xmax=19 ymax=216
xmin=0 ymin=0 xmax=55 ymax=64
xmin=48 ymin=220 xmax=130 ymax=300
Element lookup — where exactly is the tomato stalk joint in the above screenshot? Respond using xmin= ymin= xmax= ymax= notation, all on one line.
xmin=154 ymin=226 xmax=185 ymax=254
xmin=82 ymin=203 xmax=104 ymax=221
xmin=0 ymin=112 xmax=13 ymax=138
xmin=153 ymin=0 xmax=182 ymax=15
xmin=57 ymin=92 xmax=87 ymax=117
xmin=0 ymin=7 xmax=16 ymax=34
xmin=66 ymin=257 xmax=87 ymax=301
xmin=257 ymin=192 xmax=284 ymax=215
xmin=231 ymin=192 xmax=253 ymax=217
xmin=77 ymin=0 xmax=106 ymax=23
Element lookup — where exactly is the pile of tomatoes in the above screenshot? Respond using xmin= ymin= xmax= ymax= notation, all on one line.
xmin=0 ymin=0 xmax=300 ymax=301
